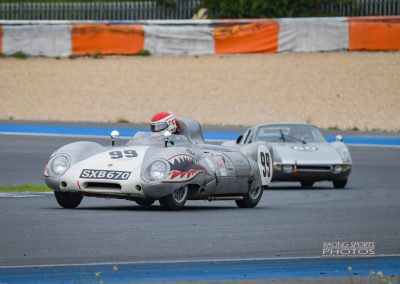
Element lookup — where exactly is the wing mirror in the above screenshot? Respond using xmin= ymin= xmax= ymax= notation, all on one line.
xmin=336 ymin=135 xmax=343 ymax=142
xmin=110 ymin=130 xmax=120 ymax=146
xmin=236 ymin=135 xmax=243 ymax=144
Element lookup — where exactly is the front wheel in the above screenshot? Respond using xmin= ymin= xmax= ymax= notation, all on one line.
xmin=159 ymin=186 xmax=188 ymax=211
xmin=333 ymin=179 xmax=348 ymax=189
xmin=236 ymin=186 xmax=263 ymax=208
xmin=134 ymin=198 xmax=155 ymax=207
xmin=54 ymin=191 xmax=83 ymax=209
xmin=301 ymin=181 xmax=314 ymax=188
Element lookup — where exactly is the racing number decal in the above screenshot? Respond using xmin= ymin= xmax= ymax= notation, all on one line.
xmin=258 ymin=145 xmax=273 ymax=186
xmin=260 ymin=152 xmax=271 ymax=178
xmin=109 ymin=150 xmax=138 ymax=159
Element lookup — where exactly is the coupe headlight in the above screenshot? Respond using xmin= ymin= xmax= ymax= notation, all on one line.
xmin=283 ymin=165 xmax=294 ymax=173
xmin=338 ymin=147 xmax=351 ymax=163
xmin=333 ymin=165 xmax=343 ymax=173
xmin=147 ymin=160 xmax=168 ymax=181
xmin=50 ymin=154 xmax=70 ymax=177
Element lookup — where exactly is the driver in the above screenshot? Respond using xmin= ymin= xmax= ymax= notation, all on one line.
xmin=150 ymin=111 xmax=180 ymax=134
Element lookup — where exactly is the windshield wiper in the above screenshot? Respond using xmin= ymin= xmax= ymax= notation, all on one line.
xmin=278 ymin=130 xmax=307 ymax=144
xmin=286 ymin=134 xmax=307 ymax=144
xmin=279 ymin=129 xmax=286 ymax=142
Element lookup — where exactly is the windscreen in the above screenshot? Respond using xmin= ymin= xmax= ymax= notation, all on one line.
xmin=255 ymin=124 xmax=327 ymax=143
xmin=127 ymin=131 xmax=189 ymax=145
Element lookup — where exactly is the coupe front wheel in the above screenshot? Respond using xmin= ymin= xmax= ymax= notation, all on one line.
xmin=159 ymin=186 xmax=188 ymax=211
xmin=301 ymin=181 xmax=314 ymax=188
xmin=333 ymin=179 xmax=348 ymax=189
xmin=236 ymin=186 xmax=263 ymax=208
xmin=54 ymin=191 xmax=83 ymax=209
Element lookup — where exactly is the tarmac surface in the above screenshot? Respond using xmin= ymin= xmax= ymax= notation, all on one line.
xmin=0 ymin=134 xmax=399 ymax=266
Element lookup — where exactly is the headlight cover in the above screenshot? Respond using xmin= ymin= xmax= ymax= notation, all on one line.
xmin=49 ymin=154 xmax=71 ymax=177
xmin=146 ymin=160 xmax=168 ymax=181
xmin=338 ymin=147 xmax=351 ymax=163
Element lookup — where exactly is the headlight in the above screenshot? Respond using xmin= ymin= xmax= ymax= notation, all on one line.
xmin=282 ymin=165 xmax=294 ymax=173
xmin=50 ymin=154 xmax=70 ymax=177
xmin=147 ymin=160 xmax=168 ymax=181
xmin=333 ymin=165 xmax=343 ymax=173
xmin=338 ymin=147 xmax=351 ymax=163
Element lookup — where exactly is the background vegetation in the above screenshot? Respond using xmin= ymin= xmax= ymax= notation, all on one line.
xmin=201 ymin=0 xmax=355 ymax=18
xmin=0 ymin=0 xmax=391 ymax=18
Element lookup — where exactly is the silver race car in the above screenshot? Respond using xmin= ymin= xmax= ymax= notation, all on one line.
xmin=223 ymin=122 xmax=351 ymax=188
xmin=44 ymin=118 xmax=273 ymax=210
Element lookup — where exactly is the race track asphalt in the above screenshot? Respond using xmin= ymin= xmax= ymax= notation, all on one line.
xmin=0 ymin=134 xmax=399 ymax=266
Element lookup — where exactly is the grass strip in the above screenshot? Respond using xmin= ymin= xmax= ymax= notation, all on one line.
xmin=0 ymin=185 xmax=52 ymax=192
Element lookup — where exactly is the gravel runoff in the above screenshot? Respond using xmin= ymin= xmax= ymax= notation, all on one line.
xmin=0 ymin=52 xmax=399 ymax=131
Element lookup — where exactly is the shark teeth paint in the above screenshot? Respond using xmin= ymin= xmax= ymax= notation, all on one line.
xmin=163 ymin=154 xmax=208 ymax=183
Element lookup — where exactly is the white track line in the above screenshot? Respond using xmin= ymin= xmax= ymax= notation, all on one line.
xmin=0 ymin=132 xmax=127 ymax=139
xmin=0 ymin=192 xmax=52 ymax=198
xmin=1 ymin=132 xmax=399 ymax=148
xmin=1 ymin=254 xmax=399 ymax=269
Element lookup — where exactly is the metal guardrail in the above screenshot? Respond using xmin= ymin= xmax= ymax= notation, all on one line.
xmin=322 ymin=0 xmax=400 ymax=16
xmin=0 ymin=1 xmax=201 ymax=20
xmin=0 ymin=0 xmax=399 ymax=20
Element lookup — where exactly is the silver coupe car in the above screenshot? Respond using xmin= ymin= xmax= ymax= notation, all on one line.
xmin=223 ymin=122 xmax=352 ymax=188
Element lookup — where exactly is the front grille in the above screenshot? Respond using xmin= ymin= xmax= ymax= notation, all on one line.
xmin=296 ymin=165 xmax=332 ymax=171
xmin=84 ymin=182 xmax=122 ymax=190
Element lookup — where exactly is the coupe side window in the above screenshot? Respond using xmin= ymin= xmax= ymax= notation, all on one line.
xmin=244 ymin=130 xmax=255 ymax=144
xmin=239 ymin=130 xmax=249 ymax=144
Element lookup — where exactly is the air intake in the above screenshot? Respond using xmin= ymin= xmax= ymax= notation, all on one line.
xmin=296 ymin=165 xmax=332 ymax=171
xmin=84 ymin=182 xmax=122 ymax=190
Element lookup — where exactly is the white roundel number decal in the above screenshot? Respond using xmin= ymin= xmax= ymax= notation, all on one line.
xmin=258 ymin=145 xmax=273 ymax=186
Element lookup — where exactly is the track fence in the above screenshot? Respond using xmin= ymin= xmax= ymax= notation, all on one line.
xmin=0 ymin=1 xmax=201 ymax=20
xmin=0 ymin=0 xmax=399 ymax=20
xmin=322 ymin=0 xmax=400 ymax=16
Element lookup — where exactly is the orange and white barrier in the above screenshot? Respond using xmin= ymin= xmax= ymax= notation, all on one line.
xmin=143 ymin=25 xmax=214 ymax=55
xmin=277 ymin=18 xmax=349 ymax=52
xmin=72 ymin=24 xmax=144 ymax=56
xmin=2 ymin=24 xmax=71 ymax=56
xmin=214 ymin=21 xmax=279 ymax=54
xmin=348 ymin=17 xmax=400 ymax=51
xmin=0 ymin=17 xmax=399 ymax=56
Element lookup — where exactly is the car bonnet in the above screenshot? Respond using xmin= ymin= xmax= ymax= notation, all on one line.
xmin=63 ymin=145 xmax=149 ymax=184
xmin=273 ymin=143 xmax=343 ymax=165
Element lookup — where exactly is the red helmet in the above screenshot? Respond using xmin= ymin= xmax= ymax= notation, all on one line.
xmin=150 ymin=111 xmax=180 ymax=133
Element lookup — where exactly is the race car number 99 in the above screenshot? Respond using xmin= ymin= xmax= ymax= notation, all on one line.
xmin=80 ymin=169 xmax=131 ymax=180
xmin=257 ymin=145 xmax=273 ymax=186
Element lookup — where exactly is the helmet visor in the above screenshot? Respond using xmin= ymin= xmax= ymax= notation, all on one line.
xmin=151 ymin=122 xmax=168 ymax=132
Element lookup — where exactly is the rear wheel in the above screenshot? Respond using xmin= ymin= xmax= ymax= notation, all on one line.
xmin=236 ymin=186 xmax=263 ymax=208
xmin=333 ymin=179 xmax=348 ymax=189
xmin=54 ymin=191 xmax=83 ymax=209
xmin=301 ymin=181 xmax=314 ymax=188
xmin=134 ymin=198 xmax=155 ymax=207
xmin=159 ymin=186 xmax=188 ymax=211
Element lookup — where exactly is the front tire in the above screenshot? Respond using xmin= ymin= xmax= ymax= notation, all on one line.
xmin=333 ymin=179 xmax=348 ymax=189
xmin=236 ymin=186 xmax=263 ymax=208
xmin=54 ymin=191 xmax=83 ymax=209
xmin=301 ymin=181 xmax=314 ymax=188
xmin=159 ymin=186 xmax=188 ymax=211
xmin=134 ymin=198 xmax=155 ymax=207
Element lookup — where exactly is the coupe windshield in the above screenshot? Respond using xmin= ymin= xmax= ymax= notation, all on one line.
xmin=255 ymin=124 xmax=327 ymax=143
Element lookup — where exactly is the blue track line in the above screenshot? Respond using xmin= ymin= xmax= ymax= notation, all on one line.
xmin=0 ymin=256 xmax=399 ymax=284
xmin=0 ymin=124 xmax=399 ymax=146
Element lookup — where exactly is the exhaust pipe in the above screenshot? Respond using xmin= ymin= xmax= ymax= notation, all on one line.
xmin=207 ymin=196 xmax=244 ymax=201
